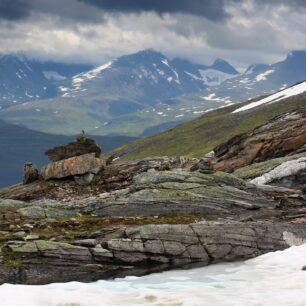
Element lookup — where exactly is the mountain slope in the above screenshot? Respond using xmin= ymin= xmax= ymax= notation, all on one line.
xmin=0 ymin=120 xmax=136 ymax=187
xmin=108 ymin=82 xmax=306 ymax=161
xmin=0 ymin=54 xmax=55 ymax=107
xmin=0 ymin=54 xmax=93 ymax=108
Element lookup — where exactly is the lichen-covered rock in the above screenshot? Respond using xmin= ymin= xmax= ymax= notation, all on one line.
xmin=42 ymin=153 xmax=105 ymax=180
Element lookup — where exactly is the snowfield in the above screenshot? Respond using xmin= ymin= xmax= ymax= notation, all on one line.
xmin=1 ymin=243 xmax=306 ymax=305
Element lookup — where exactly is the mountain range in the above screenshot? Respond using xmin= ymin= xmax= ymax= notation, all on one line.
xmin=0 ymin=49 xmax=306 ymax=136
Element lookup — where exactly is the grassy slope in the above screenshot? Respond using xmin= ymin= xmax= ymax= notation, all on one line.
xmin=110 ymin=93 xmax=306 ymax=161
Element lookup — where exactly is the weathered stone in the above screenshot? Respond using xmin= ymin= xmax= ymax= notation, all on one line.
xmin=25 ymin=234 xmax=40 ymax=241
xmin=72 ymin=239 xmax=97 ymax=247
xmin=35 ymin=240 xmax=92 ymax=261
xmin=45 ymin=136 xmax=102 ymax=162
xmin=74 ymin=173 xmax=95 ymax=186
xmin=17 ymin=206 xmax=46 ymax=219
xmin=113 ymin=251 xmax=147 ymax=263
xmin=107 ymin=239 xmax=145 ymax=252
xmin=186 ymin=244 xmax=209 ymax=260
xmin=12 ymin=231 xmax=26 ymax=239
xmin=42 ymin=153 xmax=105 ymax=180
xmin=91 ymin=245 xmax=113 ymax=259
xmin=0 ymin=199 xmax=26 ymax=209
xmin=215 ymin=110 xmax=306 ymax=172
xmin=163 ymin=241 xmax=186 ymax=256
xmin=144 ymin=240 xmax=165 ymax=254
xmin=23 ymin=163 xmax=39 ymax=185
xmin=7 ymin=241 xmax=38 ymax=253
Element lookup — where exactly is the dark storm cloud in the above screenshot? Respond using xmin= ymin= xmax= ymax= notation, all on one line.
xmin=1 ymin=0 xmax=306 ymax=23
xmin=78 ymin=0 xmax=233 ymax=21
xmin=0 ymin=0 xmax=30 ymax=20
xmin=78 ymin=0 xmax=306 ymax=19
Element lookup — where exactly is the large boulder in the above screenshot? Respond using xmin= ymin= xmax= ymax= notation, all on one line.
xmin=45 ymin=135 xmax=101 ymax=162
xmin=41 ymin=153 xmax=105 ymax=180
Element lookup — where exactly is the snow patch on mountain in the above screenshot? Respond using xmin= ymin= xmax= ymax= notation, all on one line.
xmin=72 ymin=61 xmax=113 ymax=85
xmin=255 ymin=69 xmax=274 ymax=82
xmin=43 ymin=71 xmax=67 ymax=81
xmin=233 ymin=81 xmax=306 ymax=113
xmin=199 ymin=69 xmax=235 ymax=86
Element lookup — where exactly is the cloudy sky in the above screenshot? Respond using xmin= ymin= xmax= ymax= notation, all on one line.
xmin=1 ymin=0 xmax=306 ymax=70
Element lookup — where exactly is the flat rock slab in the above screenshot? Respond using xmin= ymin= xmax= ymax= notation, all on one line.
xmin=42 ymin=153 xmax=105 ymax=180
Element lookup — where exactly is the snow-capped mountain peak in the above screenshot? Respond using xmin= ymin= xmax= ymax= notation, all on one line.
xmin=60 ymin=49 xmax=240 ymax=99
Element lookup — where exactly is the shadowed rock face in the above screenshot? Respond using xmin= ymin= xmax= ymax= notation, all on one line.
xmin=214 ymin=110 xmax=306 ymax=172
xmin=22 ymin=163 xmax=39 ymax=185
xmin=45 ymin=137 xmax=102 ymax=162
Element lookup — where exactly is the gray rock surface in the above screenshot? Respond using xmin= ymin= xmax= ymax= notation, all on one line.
xmin=0 ymin=221 xmax=305 ymax=285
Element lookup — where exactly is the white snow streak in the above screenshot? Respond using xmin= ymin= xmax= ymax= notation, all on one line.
xmin=233 ymin=81 xmax=306 ymax=113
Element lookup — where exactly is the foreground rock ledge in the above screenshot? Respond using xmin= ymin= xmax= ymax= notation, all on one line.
xmin=0 ymin=221 xmax=305 ymax=285
xmin=1 ymin=158 xmax=306 ymax=285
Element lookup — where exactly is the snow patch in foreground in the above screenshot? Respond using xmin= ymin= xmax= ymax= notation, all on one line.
xmin=1 ymin=244 xmax=306 ymax=306
xmin=233 ymin=81 xmax=306 ymax=113
xmin=250 ymin=157 xmax=306 ymax=185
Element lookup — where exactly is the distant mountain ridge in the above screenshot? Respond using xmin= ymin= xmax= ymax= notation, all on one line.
xmin=0 ymin=49 xmax=239 ymax=136
xmin=60 ymin=49 xmax=239 ymax=101
xmin=1 ymin=49 xmax=306 ymax=137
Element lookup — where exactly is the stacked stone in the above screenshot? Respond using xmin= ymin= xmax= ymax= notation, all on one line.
xmin=198 ymin=151 xmax=216 ymax=174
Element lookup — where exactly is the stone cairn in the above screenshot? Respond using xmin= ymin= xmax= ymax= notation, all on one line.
xmin=191 ymin=151 xmax=216 ymax=174
xmin=45 ymin=131 xmax=102 ymax=162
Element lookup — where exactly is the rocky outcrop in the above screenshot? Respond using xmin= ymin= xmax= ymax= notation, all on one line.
xmin=45 ymin=135 xmax=102 ymax=162
xmin=215 ymin=110 xmax=306 ymax=172
xmin=0 ymin=220 xmax=305 ymax=285
xmin=41 ymin=153 xmax=105 ymax=180
xmin=1 ymin=145 xmax=306 ymax=285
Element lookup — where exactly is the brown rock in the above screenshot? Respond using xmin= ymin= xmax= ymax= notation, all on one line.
xmin=23 ymin=162 xmax=39 ymax=184
xmin=42 ymin=153 xmax=105 ymax=180
xmin=45 ymin=135 xmax=101 ymax=162
xmin=214 ymin=110 xmax=306 ymax=172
